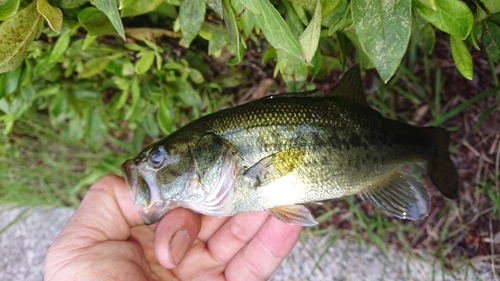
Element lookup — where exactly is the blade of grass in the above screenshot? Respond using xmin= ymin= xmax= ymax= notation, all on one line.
xmin=430 ymin=86 xmax=500 ymax=126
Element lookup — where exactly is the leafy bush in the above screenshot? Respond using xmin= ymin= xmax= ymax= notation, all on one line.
xmin=1 ymin=0 xmax=499 ymax=146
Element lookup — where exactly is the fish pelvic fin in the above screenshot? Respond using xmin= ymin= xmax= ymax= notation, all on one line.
xmin=359 ymin=171 xmax=430 ymax=220
xmin=267 ymin=205 xmax=318 ymax=226
xmin=426 ymin=127 xmax=460 ymax=199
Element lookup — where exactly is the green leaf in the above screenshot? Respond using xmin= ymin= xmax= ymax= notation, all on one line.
xmin=283 ymin=0 xmax=304 ymax=37
xmin=179 ymin=0 xmax=206 ymax=47
xmin=189 ymin=68 xmax=205 ymax=84
xmin=37 ymin=0 xmax=63 ymax=33
xmin=288 ymin=0 xmax=315 ymax=11
xmin=121 ymin=0 xmax=164 ymax=17
xmin=135 ymin=51 xmax=155 ymax=75
xmin=222 ymin=0 xmax=240 ymax=62
xmin=252 ymin=0 xmax=303 ymax=61
xmin=343 ymin=28 xmax=374 ymax=68
xmin=450 ymin=35 xmax=473 ymax=80
xmin=78 ymin=7 xmax=118 ymax=36
xmin=414 ymin=0 xmax=436 ymax=10
xmin=125 ymin=28 xmax=182 ymax=41
xmin=174 ymin=80 xmax=202 ymax=107
xmin=205 ymin=0 xmax=224 ymax=18
xmin=0 ymin=0 xmax=20 ymax=21
xmin=157 ymin=96 xmax=172 ymax=134
xmin=208 ymin=27 xmax=226 ymax=55
xmin=276 ymin=49 xmax=307 ymax=91
xmin=78 ymin=54 xmax=122 ymax=78
xmin=483 ymin=20 xmax=500 ymax=63
xmin=413 ymin=0 xmax=473 ymax=40
xmin=93 ymin=0 xmax=125 ymax=39
xmin=352 ymin=0 xmax=411 ymax=82
xmin=0 ymin=1 xmax=43 ymax=73
xmin=299 ymin=0 xmax=321 ymax=64
xmin=234 ymin=0 xmax=260 ymax=14
xmin=412 ymin=22 xmax=435 ymax=55
xmin=49 ymin=30 xmax=71 ymax=63
xmin=0 ymin=64 xmax=22 ymax=98
xmin=59 ymin=0 xmax=87 ymax=9
xmin=481 ymin=0 xmax=500 ymax=13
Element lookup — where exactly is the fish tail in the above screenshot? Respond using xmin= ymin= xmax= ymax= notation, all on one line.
xmin=426 ymin=127 xmax=459 ymax=199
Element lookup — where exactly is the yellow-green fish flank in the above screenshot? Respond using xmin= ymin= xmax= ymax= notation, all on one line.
xmin=122 ymin=66 xmax=459 ymax=226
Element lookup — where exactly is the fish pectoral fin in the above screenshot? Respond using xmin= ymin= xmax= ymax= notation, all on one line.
xmin=244 ymin=148 xmax=305 ymax=188
xmin=358 ymin=171 xmax=430 ymax=220
xmin=267 ymin=205 xmax=318 ymax=226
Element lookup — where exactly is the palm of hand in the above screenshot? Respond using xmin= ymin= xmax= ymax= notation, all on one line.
xmin=44 ymin=176 xmax=301 ymax=281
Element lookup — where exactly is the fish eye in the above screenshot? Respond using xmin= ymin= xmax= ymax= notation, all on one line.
xmin=149 ymin=147 xmax=166 ymax=167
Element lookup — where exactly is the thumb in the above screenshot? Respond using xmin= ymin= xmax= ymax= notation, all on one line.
xmin=59 ymin=174 xmax=144 ymax=243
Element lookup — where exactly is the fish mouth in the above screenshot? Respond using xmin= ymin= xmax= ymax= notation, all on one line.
xmin=121 ymin=159 xmax=173 ymax=224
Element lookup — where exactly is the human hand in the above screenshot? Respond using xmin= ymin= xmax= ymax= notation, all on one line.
xmin=44 ymin=175 xmax=302 ymax=280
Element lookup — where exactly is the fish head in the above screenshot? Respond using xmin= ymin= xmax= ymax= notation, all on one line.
xmin=122 ymin=133 xmax=240 ymax=224
xmin=121 ymin=141 xmax=196 ymax=224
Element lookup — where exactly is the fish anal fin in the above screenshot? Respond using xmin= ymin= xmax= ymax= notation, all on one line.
xmin=244 ymin=148 xmax=305 ymax=187
xmin=358 ymin=170 xmax=430 ymax=220
xmin=329 ymin=65 xmax=370 ymax=107
xmin=267 ymin=205 xmax=317 ymax=226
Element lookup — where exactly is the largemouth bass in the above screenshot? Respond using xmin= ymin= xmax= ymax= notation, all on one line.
xmin=122 ymin=66 xmax=459 ymax=226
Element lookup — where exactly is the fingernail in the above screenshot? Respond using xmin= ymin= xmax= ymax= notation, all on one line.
xmin=169 ymin=229 xmax=190 ymax=265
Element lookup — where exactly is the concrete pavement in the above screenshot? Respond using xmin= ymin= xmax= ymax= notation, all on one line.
xmin=0 ymin=206 xmax=493 ymax=281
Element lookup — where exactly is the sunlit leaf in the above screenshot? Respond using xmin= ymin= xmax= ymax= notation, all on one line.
xmin=234 ymin=0 xmax=260 ymax=14
xmin=0 ymin=0 xmax=20 ymax=21
xmin=125 ymin=28 xmax=181 ymax=41
xmin=352 ymin=0 xmax=411 ymax=82
xmin=78 ymin=54 xmax=123 ymax=78
xmin=299 ymin=0 xmax=321 ymax=64
xmin=414 ymin=0 xmax=436 ymax=10
xmin=450 ymin=36 xmax=472 ymax=80
xmin=252 ymin=0 xmax=303 ymax=61
xmin=208 ymin=27 xmax=226 ymax=56
xmin=135 ymin=51 xmax=155 ymax=75
xmin=49 ymin=30 xmax=71 ymax=63
xmin=157 ymin=96 xmax=172 ymax=134
xmin=0 ymin=1 xmax=43 ymax=73
xmin=414 ymin=0 xmax=473 ymax=40
xmin=93 ymin=0 xmax=125 ymax=39
xmin=179 ymin=0 xmax=205 ymax=47
xmin=121 ymin=0 xmax=164 ymax=17
xmin=0 ymin=64 xmax=22 ymax=98
xmin=174 ymin=80 xmax=202 ymax=107
xmin=222 ymin=0 xmax=240 ymax=62
xmin=481 ymin=0 xmax=500 ymax=13
xmin=205 ymin=0 xmax=223 ymax=18
xmin=276 ymin=49 xmax=307 ymax=91
xmin=287 ymin=0 xmax=315 ymax=11
xmin=37 ymin=0 xmax=63 ymax=33
xmin=78 ymin=7 xmax=118 ymax=36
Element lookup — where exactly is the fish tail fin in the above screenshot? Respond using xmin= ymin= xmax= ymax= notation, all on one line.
xmin=426 ymin=127 xmax=460 ymax=199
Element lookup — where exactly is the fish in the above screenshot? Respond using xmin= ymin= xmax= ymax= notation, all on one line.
xmin=121 ymin=65 xmax=459 ymax=226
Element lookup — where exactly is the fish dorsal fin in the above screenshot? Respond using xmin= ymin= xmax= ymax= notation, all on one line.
xmin=264 ymin=89 xmax=322 ymax=99
xmin=267 ymin=205 xmax=318 ymax=226
xmin=358 ymin=170 xmax=430 ymax=220
xmin=329 ymin=65 xmax=370 ymax=107
xmin=243 ymin=148 xmax=305 ymax=188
